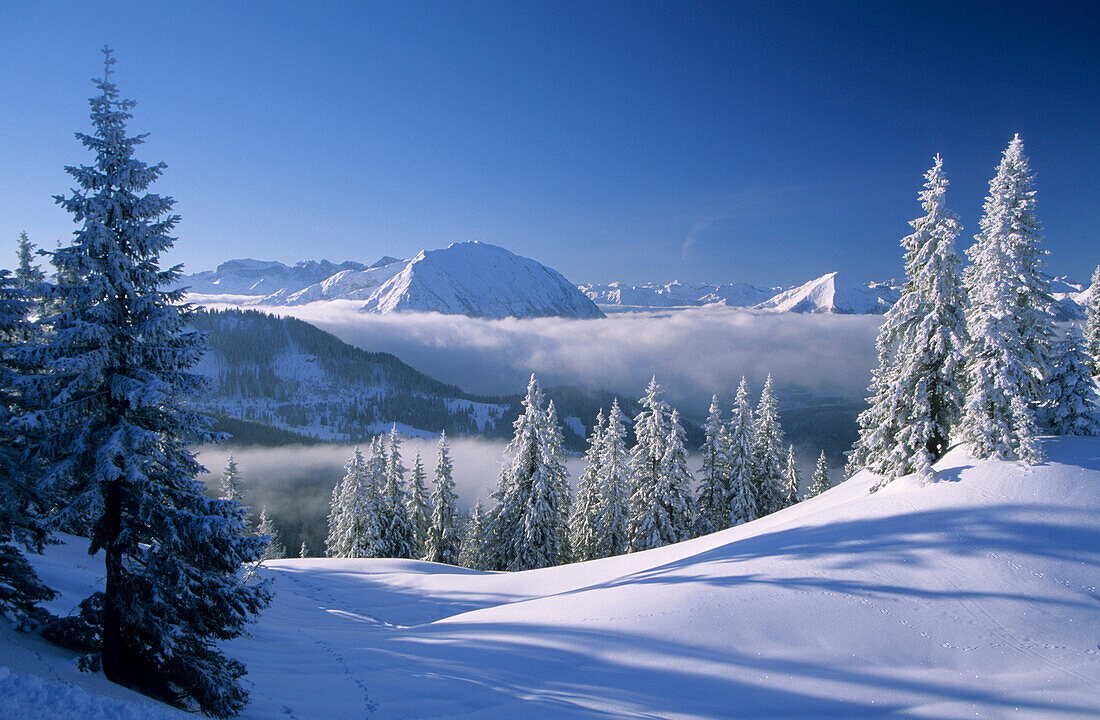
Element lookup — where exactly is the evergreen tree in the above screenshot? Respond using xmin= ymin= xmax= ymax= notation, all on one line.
xmin=377 ymin=429 xmax=415 ymax=559
xmin=850 ymin=155 xmax=968 ymax=485
xmin=425 ymin=432 xmax=460 ymax=564
xmin=1085 ymin=265 xmax=1100 ymax=376
xmin=781 ymin=444 xmax=801 ymax=509
xmin=14 ymin=232 xmax=45 ymax=288
xmin=694 ymin=395 xmax=730 ymax=536
xmin=407 ymin=450 xmax=431 ymax=557
xmin=570 ymin=410 xmax=605 ymax=562
xmin=0 ymin=269 xmax=54 ymax=626
xmin=960 ymin=135 xmax=1051 ymax=463
xmin=458 ymin=500 xmax=486 ymax=570
xmin=257 ymin=506 xmax=284 ymax=561
xmin=657 ymin=409 xmax=695 ymax=540
xmin=326 ymin=447 xmax=381 ymax=558
xmin=751 ymin=375 xmax=786 ymax=516
xmin=727 ymin=378 xmax=757 ymax=527
xmin=629 ymin=377 xmax=669 ymax=551
xmin=490 ymin=375 xmax=571 ymax=570
xmin=27 ymin=51 xmax=270 ymax=715
xmin=543 ymin=399 xmax=572 ymax=556
xmin=1043 ymin=328 xmax=1100 ymax=436
xmin=220 ymin=454 xmax=243 ymax=504
xmin=299 ymin=541 xmax=308 ymax=559
xmin=594 ymin=398 xmax=630 ymax=559
xmin=807 ymin=451 xmax=832 ymax=498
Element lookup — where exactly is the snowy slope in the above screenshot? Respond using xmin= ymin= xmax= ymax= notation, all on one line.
xmin=10 ymin=436 xmax=1100 ymax=719
xmin=581 ymin=280 xmax=778 ymax=308
xmin=181 ymin=259 xmax=367 ymax=295
xmin=754 ymin=271 xmax=900 ymax=314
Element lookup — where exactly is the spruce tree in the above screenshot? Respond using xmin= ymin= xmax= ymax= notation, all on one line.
xmin=629 ymin=377 xmax=669 ymax=551
xmin=850 ymin=155 xmax=968 ymax=485
xmin=657 ymin=409 xmax=695 ymax=541
xmin=425 ymin=431 xmax=460 ymax=564
xmin=781 ymin=444 xmax=801 ymax=509
xmin=570 ymin=410 xmax=605 ymax=562
xmin=326 ymin=447 xmax=381 ymax=558
xmin=220 ymin=454 xmax=244 ymax=504
xmin=407 ymin=450 xmax=431 ymax=558
xmin=257 ymin=506 xmax=285 ymax=561
xmin=727 ymin=378 xmax=757 ymax=526
xmin=299 ymin=541 xmax=308 ymax=559
xmin=595 ymin=398 xmax=630 ymax=558
xmin=751 ymin=375 xmax=786 ymax=517
xmin=1085 ymin=265 xmax=1100 ymax=376
xmin=807 ymin=451 xmax=831 ymax=498
xmin=1043 ymin=328 xmax=1100 ymax=436
xmin=694 ymin=395 xmax=730 ymax=536
xmin=15 ymin=232 xmax=45 ymax=288
xmin=960 ymin=136 xmax=1051 ymax=463
xmin=458 ymin=500 xmax=486 ymax=570
xmin=377 ymin=429 xmax=415 ymax=558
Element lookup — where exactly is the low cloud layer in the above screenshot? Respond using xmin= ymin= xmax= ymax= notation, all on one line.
xmin=204 ymin=300 xmax=882 ymax=412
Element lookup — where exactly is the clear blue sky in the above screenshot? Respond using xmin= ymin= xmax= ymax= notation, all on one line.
xmin=1 ymin=1 xmax=1097 ymax=286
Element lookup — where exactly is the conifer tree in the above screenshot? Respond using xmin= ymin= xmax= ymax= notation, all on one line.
xmin=751 ymin=375 xmax=786 ymax=516
xmin=220 ymin=454 xmax=244 ymax=504
xmin=326 ymin=447 xmax=381 ymax=558
xmin=807 ymin=451 xmax=832 ymax=498
xmin=727 ymin=378 xmax=757 ymax=527
xmin=629 ymin=377 xmax=669 ymax=551
xmin=850 ymin=155 xmax=968 ymax=484
xmin=570 ymin=410 xmax=605 ymax=562
xmin=543 ymin=399 xmax=572 ymax=555
xmin=1043 ymin=328 xmax=1100 ymax=436
xmin=425 ymin=432 xmax=460 ymax=564
xmin=595 ymin=398 xmax=631 ymax=558
xmin=694 ymin=395 xmax=730 ymax=536
xmin=299 ymin=541 xmax=308 ymax=559
xmin=377 ymin=429 xmax=415 ymax=558
xmin=781 ymin=444 xmax=801 ymax=509
xmin=14 ymin=232 xmax=45 ymax=288
xmin=960 ymin=136 xmax=1051 ymax=463
xmin=407 ymin=450 xmax=431 ymax=557
xmin=1085 ymin=265 xmax=1100 ymax=376
xmin=458 ymin=500 xmax=486 ymax=570
xmin=657 ymin=409 xmax=695 ymax=540
xmin=257 ymin=506 xmax=284 ymax=560
xmin=28 ymin=51 xmax=270 ymax=716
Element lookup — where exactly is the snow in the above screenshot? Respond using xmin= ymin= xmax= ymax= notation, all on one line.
xmin=9 ymin=436 xmax=1100 ymax=718
xmin=580 ymin=280 xmax=778 ymax=309
xmin=754 ymin=271 xmax=900 ymax=314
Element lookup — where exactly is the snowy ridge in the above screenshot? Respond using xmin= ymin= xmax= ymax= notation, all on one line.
xmin=580 ymin=280 xmax=778 ymax=308
xmin=182 ymin=258 xmax=367 ymax=295
xmin=753 ymin=271 xmax=900 ymax=314
xmin=11 ymin=436 xmax=1100 ymax=718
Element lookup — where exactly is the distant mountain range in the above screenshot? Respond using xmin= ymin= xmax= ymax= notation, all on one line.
xmin=182 ymin=243 xmax=1092 ymax=320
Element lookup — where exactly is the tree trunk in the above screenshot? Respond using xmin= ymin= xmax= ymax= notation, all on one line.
xmin=100 ymin=477 xmax=126 ymax=687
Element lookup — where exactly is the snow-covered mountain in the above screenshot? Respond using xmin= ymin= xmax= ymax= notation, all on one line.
xmin=753 ymin=271 xmax=900 ymax=314
xmin=580 ymin=280 xmax=779 ymax=308
xmin=9 ymin=436 xmax=1100 ymax=718
xmin=182 ymin=258 xmax=368 ymax=296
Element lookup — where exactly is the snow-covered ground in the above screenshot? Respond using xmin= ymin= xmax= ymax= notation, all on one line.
xmin=6 ymin=437 xmax=1100 ymax=718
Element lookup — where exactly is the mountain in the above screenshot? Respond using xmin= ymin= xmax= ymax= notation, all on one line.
xmin=580 ymin=280 xmax=778 ymax=308
xmin=182 ymin=258 xmax=367 ymax=296
xmin=10 ymin=436 xmax=1100 ymax=718
xmin=753 ymin=271 xmax=900 ymax=314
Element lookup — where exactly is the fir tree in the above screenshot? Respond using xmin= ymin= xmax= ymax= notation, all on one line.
xmin=326 ymin=447 xmax=381 ymax=558
xmin=299 ymin=541 xmax=308 ymax=559
xmin=377 ymin=429 xmax=415 ymax=559
xmin=657 ymin=409 xmax=695 ymax=541
xmin=570 ymin=410 xmax=605 ymax=562
xmin=458 ymin=500 xmax=486 ymax=570
xmin=220 ymin=454 xmax=244 ymax=504
xmin=629 ymin=377 xmax=669 ymax=551
xmin=1085 ymin=265 xmax=1100 ymax=376
xmin=490 ymin=375 xmax=571 ymax=570
xmin=14 ymin=232 xmax=45 ymax=288
xmin=851 ymin=155 xmax=968 ymax=485
xmin=425 ymin=431 xmax=460 ymax=564
xmin=595 ymin=398 xmax=630 ymax=558
xmin=751 ymin=375 xmax=786 ymax=517
xmin=257 ymin=506 xmax=284 ymax=560
xmin=960 ymin=135 xmax=1051 ymax=463
xmin=27 ymin=50 xmax=270 ymax=715
xmin=727 ymin=378 xmax=757 ymax=527
xmin=781 ymin=444 xmax=801 ymax=509
xmin=694 ymin=395 xmax=730 ymax=536
xmin=807 ymin=451 xmax=831 ymax=498
xmin=1043 ymin=328 xmax=1100 ymax=436
xmin=407 ymin=450 xmax=431 ymax=557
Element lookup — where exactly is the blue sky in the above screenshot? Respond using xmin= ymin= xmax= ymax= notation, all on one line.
xmin=1 ymin=1 xmax=1097 ymax=286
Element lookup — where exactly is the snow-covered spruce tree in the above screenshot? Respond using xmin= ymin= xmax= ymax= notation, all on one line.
xmin=326 ymin=447 xmax=381 ymax=558
xmin=458 ymin=500 xmax=486 ymax=569
xmin=595 ymin=398 xmax=631 ymax=559
xmin=1043 ymin=328 xmax=1100 ymax=436
xmin=376 ymin=429 xmax=415 ymax=558
xmin=490 ymin=375 xmax=571 ymax=570
xmin=807 ymin=451 xmax=831 ymax=498
xmin=629 ymin=377 xmax=669 ymax=551
xmin=727 ymin=377 xmax=757 ymax=527
xmin=299 ymin=541 xmax=308 ymax=559
xmin=0 ymin=269 xmax=54 ymax=626
xmin=570 ymin=410 xmax=605 ymax=562
xmin=543 ymin=399 xmax=572 ymax=555
xmin=850 ymin=155 xmax=968 ymax=485
xmin=1086 ymin=265 xmax=1100 ymax=376
xmin=15 ymin=232 xmax=45 ymax=288
xmin=960 ymin=135 xmax=1053 ymax=463
xmin=407 ymin=450 xmax=431 ymax=558
xmin=27 ymin=50 xmax=270 ymax=716
xmin=781 ymin=444 xmax=801 ymax=509
xmin=424 ymin=431 xmax=460 ymax=564
xmin=257 ymin=506 xmax=284 ymax=561
xmin=751 ymin=375 xmax=786 ymax=517
xmin=220 ymin=454 xmax=243 ymax=504
xmin=657 ymin=409 xmax=695 ymax=541
xmin=694 ymin=395 xmax=730 ymax=536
